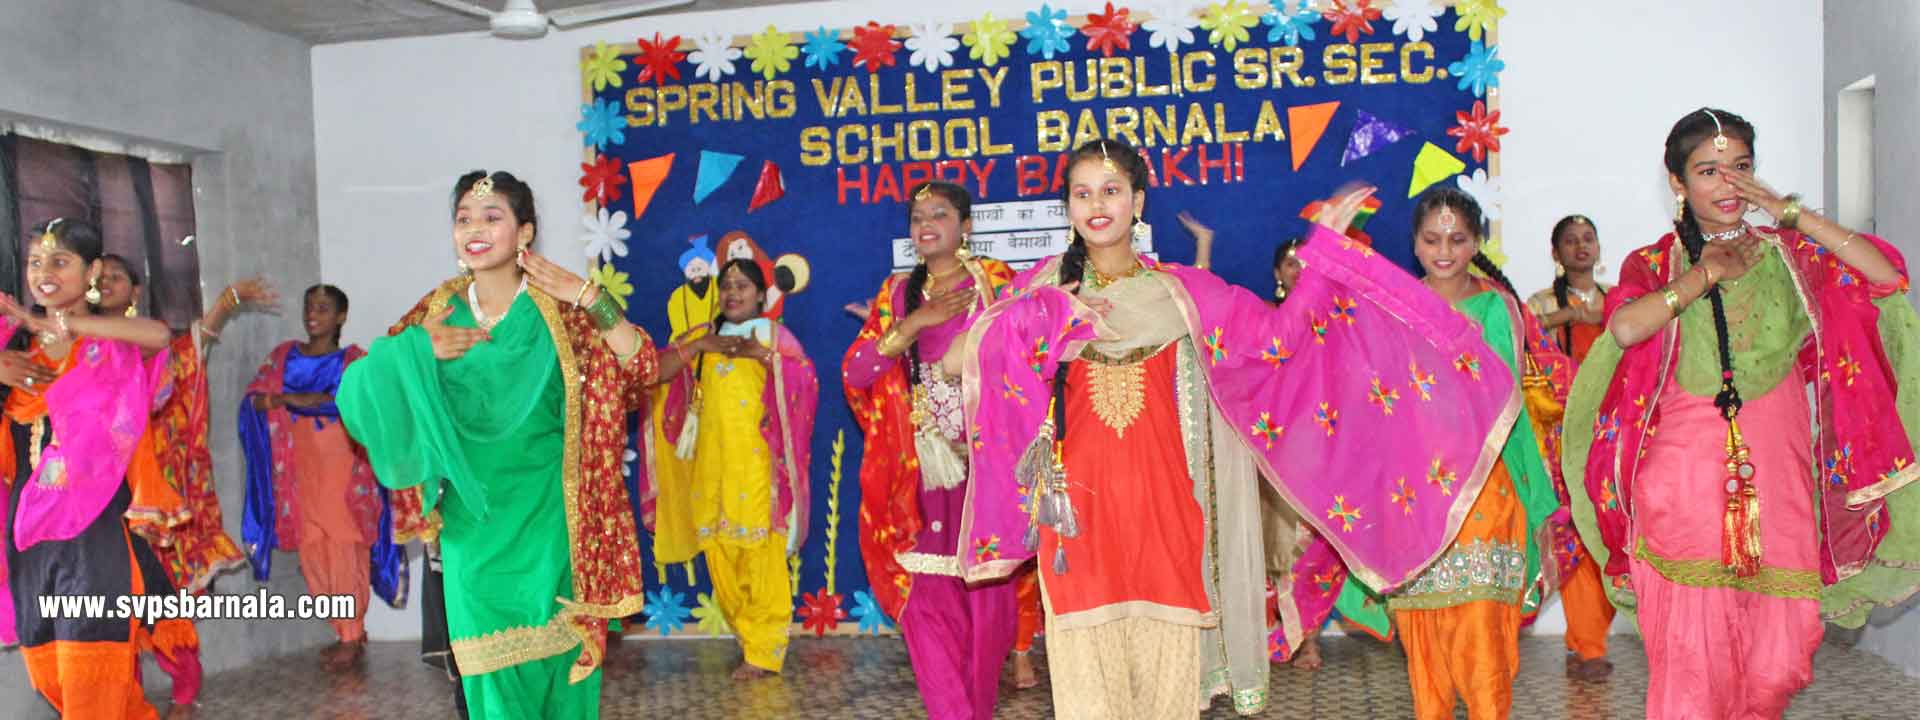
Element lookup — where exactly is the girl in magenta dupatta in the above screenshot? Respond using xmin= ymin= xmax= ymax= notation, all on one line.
xmin=952 ymin=140 xmax=1517 ymax=718
xmin=2 ymin=217 xmax=180 ymax=719
xmin=1566 ymin=108 xmax=1920 ymax=718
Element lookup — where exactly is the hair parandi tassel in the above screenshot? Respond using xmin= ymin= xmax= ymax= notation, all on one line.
xmin=1720 ymin=418 xmax=1762 ymax=577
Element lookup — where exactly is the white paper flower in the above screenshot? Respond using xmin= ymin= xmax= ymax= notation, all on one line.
xmin=581 ymin=207 xmax=632 ymax=263
xmin=905 ymin=22 xmax=959 ymax=73
xmin=1144 ymin=3 xmax=1198 ymax=54
xmin=623 ymin=448 xmax=639 ymax=477
xmin=1383 ymin=0 xmax=1443 ymax=43
xmin=687 ymin=33 xmax=741 ymax=82
xmin=1455 ymin=169 xmax=1504 ymax=222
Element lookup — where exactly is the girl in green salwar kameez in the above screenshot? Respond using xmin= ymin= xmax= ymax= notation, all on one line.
xmin=338 ymin=171 xmax=657 ymax=719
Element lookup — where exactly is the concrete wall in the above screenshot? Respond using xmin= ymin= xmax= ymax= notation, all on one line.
xmin=1825 ymin=0 xmax=1920 ymax=678
xmin=0 ymin=0 xmax=327 ymax=711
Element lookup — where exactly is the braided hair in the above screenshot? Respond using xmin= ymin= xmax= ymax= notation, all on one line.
xmin=1548 ymin=214 xmax=1595 ymax=352
xmin=1665 ymin=107 xmax=1757 ymax=418
xmin=901 ymin=181 xmax=974 ymax=389
xmin=1051 ymin=139 xmax=1153 ymax=442
xmin=1412 ymin=186 xmax=1518 ymax=299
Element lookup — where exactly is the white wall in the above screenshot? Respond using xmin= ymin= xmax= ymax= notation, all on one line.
xmin=314 ymin=0 xmax=1827 ymax=640
xmin=1826 ymin=0 xmax=1920 ymax=678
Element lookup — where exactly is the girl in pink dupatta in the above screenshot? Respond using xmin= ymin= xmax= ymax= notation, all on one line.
xmin=948 ymin=139 xmax=1518 ymax=718
xmin=1566 ymin=108 xmax=1920 ymax=719
xmin=1 ymin=217 xmax=180 ymax=719
xmin=642 ymin=258 xmax=818 ymax=679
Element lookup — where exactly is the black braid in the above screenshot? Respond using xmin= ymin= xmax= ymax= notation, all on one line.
xmin=900 ymin=262 xmax=931 ymax=387
xmin=1551 ymin=273 xmax=1573 ymax=352
xmin=1676 ymin=202 xmax=1742 ymax=417
xmin=1469 ymin=252 xmax=1520 ymax=299
xmin=1051 ymin=237 xmax=1091 ymax=439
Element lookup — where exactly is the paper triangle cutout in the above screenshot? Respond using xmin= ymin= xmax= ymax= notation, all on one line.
xmin=1407 ymin=143 xmax=1466 ymax=198
xmin=1288 ymin=101 xmax=1341 ymax=171
xmin=748 ymin=160 xmax=785 ymax=213
xmin=694 ymin=151 xmax=744 ymax=205
xmin=628 ymin=153 xmax=675 ymax=221
xmin=1342 ymin=110 xmax=1417 ymax=166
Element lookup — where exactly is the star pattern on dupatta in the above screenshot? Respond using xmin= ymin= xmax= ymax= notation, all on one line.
xmin=1391 ymin=476 xmax=1416 ymax=514
xmin=999 ymin=374 xmax=1028 ymax=405
xmin=1881 ymin=457 xmax=1913 ymax=485
xmin=1314 ymin=403 xmax=1340 ymax=436
xmin=1408 ymin=360 xmax=1436 ymax=400
xmin=1310 ymin=313 xmax=1330 ymax=344
xmin=1836 ymin=351 xmax=1863 ymax=387
xmin=1249 ymin=412 xmax=1285 ymax=449
xmin=1027 ymin=337 xmax=1052 ymax=374
xmin=1203 ymin=327 xmax=1229 ymax=364
xmin=1367 ymin=376 xmax=1400 ymax=415
xmin=1826 ymin=444 xmax=1855 ymax=488
xmin=1426 ymin=457 xmax=1457 ymax=496
xmin=1452 ymin=351 xmax=1482 ymax=380
xmin=974 ymin=534 xmax=1002 ymax=561
xmin=1593 ymin=413 xmax=1620 ymax=443
xmin=1261 ymin=337 xmax=1293 ymax=368
xmin=1326 ymin=495 xmax=1363 ymax=532
xmin=1330 ymin=296 xmax=1359 ymax=325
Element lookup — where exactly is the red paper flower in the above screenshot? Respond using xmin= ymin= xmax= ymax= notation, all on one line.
xmin=1081 ymin=2 xmax=1137 ymax=57
xmin=798 ymin=589 xmax=847 ymax=637
xmin=635 ymin=32 xmax=686 ymax=86
xmin=1446 ymin=100 xmax=1509 ymax=163
xmin=578 ymin=154 xmax=627 ymax=205
xmin=850 ymin=22 xmax=900 ymax=72
xmin=1326 ymin=0 xmax=1381 ymax=44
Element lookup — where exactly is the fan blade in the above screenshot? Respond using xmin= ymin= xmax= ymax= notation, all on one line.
xmin=417 ymin=0 xmax=499 ymax=19
xmin=546 ymin=0 xmax=695 ymax=28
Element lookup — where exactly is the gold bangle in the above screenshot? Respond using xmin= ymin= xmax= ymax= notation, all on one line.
xmin=572 ymin=282 xmax=593 ymax=306
xmin=1834 ymin=233 xmax=1857 ymax=253
xmin=1778 ymin=194 xmax=1803 ymax=230
xmin=1662 ymin=288 xmax=1681 ymax=313
xmin=875 ymin=329 xmax=907 ymax=357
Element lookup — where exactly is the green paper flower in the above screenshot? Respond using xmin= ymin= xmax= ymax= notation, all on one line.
xmin=962 ymin=12 xmax=1016 ymax=67
xmin=591 ymin=263 xmax=633 ymax=310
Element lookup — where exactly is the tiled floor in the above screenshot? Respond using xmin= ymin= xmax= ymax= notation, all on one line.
xmin=167 ymin=634 xmax=1920 ymax=718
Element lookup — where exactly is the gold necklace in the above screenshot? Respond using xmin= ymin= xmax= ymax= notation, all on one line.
xmin=1084 ymin=259 xmax=1144 ymax=291
xmin=922 ymin=263 xmax=967 ymax=298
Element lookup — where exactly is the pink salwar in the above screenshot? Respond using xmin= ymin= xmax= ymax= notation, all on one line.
xmin=900 ymin=573 xmax=1019 ymax=720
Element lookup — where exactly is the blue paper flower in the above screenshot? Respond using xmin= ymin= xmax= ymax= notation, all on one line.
xmin=577 ymin=99 xmax=626 ymax=150
xmin=1447 ymin=41 xmax=1504 ymax=98
xmin=1019 ymin=4 xmax=1073 ymax=59
xmin=849 ymin=590 xmax=895 ymax=634
xmin=644 ymin=588 xmax=692 ymax=636
xmin=801 ymin=26 xmax=846 ymax=71
xmin=1262 ymin=0 xmax=1320 ymax=46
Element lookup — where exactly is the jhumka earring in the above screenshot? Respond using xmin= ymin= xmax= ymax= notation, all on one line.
xmin=956 ymin=233 xmax=973 ymax=261
xmin=1674 ymin=193 xmax=1686 ymax=224
xmin=125 ymin=300 xmax=139 ymax=318
xmin=84 ymin=276 xmax=102 ymax=304
xmin=1131 ymin=214 xmax=1148 ymax=243
xmin=1554 ymin=262 xmax=1566 ymax=277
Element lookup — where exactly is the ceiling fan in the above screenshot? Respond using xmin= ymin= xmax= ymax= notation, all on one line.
xmin=420 ymin=0 xmax=696 ymax=39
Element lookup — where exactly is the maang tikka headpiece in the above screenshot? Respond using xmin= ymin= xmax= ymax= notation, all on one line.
xmin=1098 ymin=141 xmax=1120 ymax=175
xmin=1437 ymin=206 xmax=1459 ymax=234
xmin=38 ymin=217 xmax=62 ymax=252
xmin=1702 ymin=109 xmax=1729 ymax=152
xmin=470 ymin=175 xmax=496 ymax=200
xmin=914 ymin=184 xmax=933 ymax=202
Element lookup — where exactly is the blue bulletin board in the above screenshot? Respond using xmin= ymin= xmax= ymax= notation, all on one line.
xmin=577 ymin=0 xmax=1509 ymax=635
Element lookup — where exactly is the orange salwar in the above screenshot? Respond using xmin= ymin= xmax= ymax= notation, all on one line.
xmin=1559 ymin=552 xmax=1614 ymax=661
xmin=1013 ymin=569 xmax=1042 ymax=653
xmin=292 ymin=418 xmax=369 ymax=643
xmin=1393 ymin=461 xmax=1528 ymax=720
xmin=19 ymin=640 xmax=158 ymax=720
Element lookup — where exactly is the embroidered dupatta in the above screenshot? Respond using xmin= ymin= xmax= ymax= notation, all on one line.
xmin=843 ymin=258 xmax=1015 ymax=619
xmin=1565 ymin=228 xmax=1920 ymax=626
xmin=957 ymin=225 xmax=1518 ymax=711
xmin=148 ymin=331 xmax=247 ymax=593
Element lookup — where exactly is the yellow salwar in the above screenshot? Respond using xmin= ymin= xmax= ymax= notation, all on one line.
xmin=690 ymin=352 xmax=791 ymax=672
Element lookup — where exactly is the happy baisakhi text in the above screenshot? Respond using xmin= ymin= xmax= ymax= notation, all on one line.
xmin=620 ymin=41 xmax=1449 ymax=205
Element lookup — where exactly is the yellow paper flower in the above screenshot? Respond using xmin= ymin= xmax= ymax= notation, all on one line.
xmin=1479 ymin=234 xmax=1510 ymax=270
xmin=743 ymin=24 xmax=797 ymax=80
xmin=1199 ymin=0 xmax=1260 ymax=51
xmin=591 ymin=263 xmax=634 ymax=310
xmin=1454 ymin=0 xmax=1505 ymax=43
xmin=962 ymin=12 xmax=1016 ymax=67
xmin=581 ymin=42 xmax=626 ymax=91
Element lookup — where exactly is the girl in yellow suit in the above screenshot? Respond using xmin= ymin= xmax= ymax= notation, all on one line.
xmin=644 ymin=258 xmax=819 ymax=679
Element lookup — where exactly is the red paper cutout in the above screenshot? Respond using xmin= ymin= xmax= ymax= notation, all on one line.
xmin=635 ymin=32 xmax=686 ymax=86
xmin=1326 ymin=0 xmax=1382 ymax=44
xmin=1081 ymin=3 xmax=1137 ymax=57
xmin=579 ymin=154 xmax=627 ymax=205
xmin=748 ymin=160 xmax=785 ymax=213
xmin=850 ymin=22 xmax=900 ymax=73
xmin=1447 ymin=100 xmax=1509 ymax=163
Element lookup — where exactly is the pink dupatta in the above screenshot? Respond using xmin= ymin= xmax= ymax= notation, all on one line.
xmin=956 ymin=224 xmax=1519 ymax=594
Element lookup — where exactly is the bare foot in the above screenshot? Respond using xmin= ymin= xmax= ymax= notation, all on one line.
xmin=164 ymin=703 xmax=197 ymax=720
xmin=731 ymin=663 xmax=774 ymax=680
xmin=317 ymin=641 xmax=346 ymax=662
xmin=1291 ymin=636 xmax=1323 ymax=671
xmin=1012 ymin=652 xmax=1039 ymax=689
xmin=1567 ymin=655 xmax=1614 ymax=682
xmin=324 ymin=640 xmax=365 ymax=672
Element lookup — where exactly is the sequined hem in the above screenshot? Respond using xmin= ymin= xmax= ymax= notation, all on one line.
xmin=1634 ymin=539 xmax=1821 ymax=599
xmin=1389 ymin=538 xmax=1527 ymax=610
xmin=896 ymin=551 xmax=962 ymax=577
xmin=450 ymin=613 xmax=580 ymax=677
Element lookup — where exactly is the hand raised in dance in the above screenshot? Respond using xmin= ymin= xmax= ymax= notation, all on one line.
xmin=424 ymin=306 xmax=489 ymax=360
xmin=0 ymin=351 xmax=56 ymax=393
xmin=517 ymin=248 xmax=591 ymax=305
xmin=1720 ymin=168 xmax=1788 ymax=221
xmin=1313 ymin=184 xmax=1378 ymax=237
xmin=222 ymin=277 xmax=283 ymax=313
xmin=843 ymin=301 xmax=873 ymax=321
xmin=1698 ymin=233 xmax=1762 ymax=286
xmin=1177 ymin=211 xmax=1215 ymax=268
xmin=1057 ymin=281 xmax=1114 ymax=318
xmin=902 ymin=287 xmax=972 ymax=333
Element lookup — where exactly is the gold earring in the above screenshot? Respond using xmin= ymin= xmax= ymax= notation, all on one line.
xmin=1554 ymin=262 xmax=1565 ymax=277
xmin=1131 ymin=214 xmax=1148 ymax=243
xmin=125 ymin=300 xmax=139 ymax=318
xmin=457 ymin=259 xmax=471 ymax=274
xmin=1673 ymin=193 xmax=1686 ymax=224
xmin=85 ymin=277 xmax=102 ymax=304
xmin=956 ymin=234 xmax=973 ymax=261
